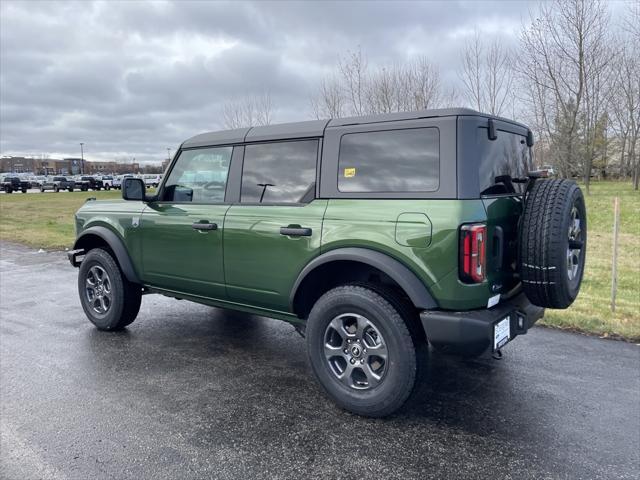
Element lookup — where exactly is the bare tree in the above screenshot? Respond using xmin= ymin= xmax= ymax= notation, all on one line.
xmin=609 ymin=40 xmax=640 ymax=188
xmin=459 ymin=31 xmax=514 ymax=116
xmin=616 ymin=2 xmax=640 ymax=189
xmin=460 ymin=31 xmax=484 ymax=112
xmin=520 ymin=0 xmax=613 ymax=192
xmin=339 ymin=48 xmax=368 ymax=116
xmin=310 ymin=75 xmax=346 ymax=119
xmin=222 ymin=91 xmax=273 ymax=129
xmin=311 ymin=49 xmax=443 ymax=118
xmin=365 ymin=58 xmax=442 ymax=114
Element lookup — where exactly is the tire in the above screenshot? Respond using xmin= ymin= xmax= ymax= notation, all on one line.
xmin=40 ymin=187 xmax=44 ymax=193
xmin=6 ymin=188 xmax=12 ymax=194
xmin=21 ymin=189 xmax=27 ymax=193
xmin=78 ymin=248 xmax=142 ymax=331
xmin=519 ymin=179 xmax=587 ymax=309
xmin=306 ymin=284 xmax=419 ymax=417
xmin=54 ymin=186 xmax=59 ymax=192
xmin=69 ymin=188 xmax=74 ymax=192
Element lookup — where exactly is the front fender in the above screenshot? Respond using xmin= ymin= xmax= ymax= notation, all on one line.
xmin=73 ymin=226 xmax=141 ymax=284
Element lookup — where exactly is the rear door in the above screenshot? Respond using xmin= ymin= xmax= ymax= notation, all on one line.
xmin=223 ymin=139 xmax=326 ymax=312
xmin=139 ymin=146 xmax=236 ymax=299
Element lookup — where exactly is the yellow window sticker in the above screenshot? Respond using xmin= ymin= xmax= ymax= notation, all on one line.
xmin=344 ymin=167 xmax=356 ymax=178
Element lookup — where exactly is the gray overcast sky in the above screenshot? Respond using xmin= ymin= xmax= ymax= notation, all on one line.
xmin=0 ymin=0 xmax=623 ymax=163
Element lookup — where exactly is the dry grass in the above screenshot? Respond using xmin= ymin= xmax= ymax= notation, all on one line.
xmin=0 ymin=190 xmax=121 ymax=250
xmin=1 ymin=182 xmax=638 ymax=339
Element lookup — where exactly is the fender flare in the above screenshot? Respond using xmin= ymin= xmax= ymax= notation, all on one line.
xmin=73 ymin=226 xmax=141 ymax=284
xmin=290 ymin=247 xmax=438 ymax=311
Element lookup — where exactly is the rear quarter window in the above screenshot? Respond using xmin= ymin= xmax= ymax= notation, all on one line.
xmin=338 ymin=127 xmax=439 ymax=192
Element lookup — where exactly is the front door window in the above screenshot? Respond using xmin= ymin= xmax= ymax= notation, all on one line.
xmin=163 ymin=146 xmax=232 ymax=203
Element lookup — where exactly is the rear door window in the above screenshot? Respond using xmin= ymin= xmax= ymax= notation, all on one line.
xmin=240 ymin=140 xmax=318 ymax=203
xmin=338 ymin=128 xmax=439 ymax=192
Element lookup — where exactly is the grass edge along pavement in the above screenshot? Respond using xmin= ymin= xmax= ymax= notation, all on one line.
xmin=1 ymin=182 xmax=638 ymax=341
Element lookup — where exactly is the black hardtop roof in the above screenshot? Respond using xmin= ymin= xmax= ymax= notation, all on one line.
xmin=181 ymin=108 xmax=528 ymax=148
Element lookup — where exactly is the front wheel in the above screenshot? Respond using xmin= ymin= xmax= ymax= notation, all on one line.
xmin=78 ymin=248 xmax=142 ymax=330
xmin=306 ymin=284 xmax=419 ymax=417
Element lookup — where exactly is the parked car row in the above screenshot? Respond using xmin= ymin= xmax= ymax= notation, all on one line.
xmin=1 ymin=176 xmax=30 ymax=193
xmin=0 ymin=173 xmax=163 ymax=193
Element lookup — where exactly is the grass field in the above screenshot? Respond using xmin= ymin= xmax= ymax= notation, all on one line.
xmin=0 ymin=190 xmax=122 ymax=250
xmin=540 ymin=182 xmax=639 ymax=341
xmin=1 ymin=182 xmax=638 ymax=340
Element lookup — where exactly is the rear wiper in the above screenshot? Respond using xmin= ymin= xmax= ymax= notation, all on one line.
xmin=494 ymin=175 xmax=516 ymax=192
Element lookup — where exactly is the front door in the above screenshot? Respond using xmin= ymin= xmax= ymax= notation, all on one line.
xmin=140 ymin=145 xmax=234 ymax=299
xmin=223 ymin=139 xmax=325 ymax=311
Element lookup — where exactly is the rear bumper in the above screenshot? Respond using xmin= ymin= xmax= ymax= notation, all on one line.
xmin=420 ymin=293 xmax=544 ymax=355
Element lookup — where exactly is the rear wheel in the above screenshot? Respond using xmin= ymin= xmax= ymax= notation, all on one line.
xmin=306 ymin=284 xmax=419 ymax=417
xmin=21 ymin=188 xmax=27 ymax=193
xmin=78 ymin=248 xmax=142 ymax=330
xmin=54 ymin=186 xmax=59 ymax=192
xmin=519 ymin=179 xmax=587 ymax=308
xmin=40 ymin=187 xmax=45 ymax=193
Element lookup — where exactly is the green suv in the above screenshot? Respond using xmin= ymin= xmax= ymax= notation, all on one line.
xmin=69 ymin=108 xmax=587 ymax=417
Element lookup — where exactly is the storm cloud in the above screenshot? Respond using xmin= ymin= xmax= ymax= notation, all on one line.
xmin=1 ymin=0 xmax=536 ymax=163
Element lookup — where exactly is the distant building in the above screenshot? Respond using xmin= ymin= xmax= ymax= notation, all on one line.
xmin=0 ymin=156 xmax=71 ymax=174
xmin=1 ymin=156 xmax=148 ymax=175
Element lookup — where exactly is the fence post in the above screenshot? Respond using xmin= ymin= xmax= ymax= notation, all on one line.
xmin=610 ymin=197 xmax=620 ymax=312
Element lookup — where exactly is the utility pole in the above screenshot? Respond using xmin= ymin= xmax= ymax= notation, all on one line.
xmin=80 ymin=142 xmax=84 ymax=175
xmin=167 ymin=148 xmax=171 ymax=161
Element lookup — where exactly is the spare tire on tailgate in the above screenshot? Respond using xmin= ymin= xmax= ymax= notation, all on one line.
xmin=518 ymin=179 xmax=587 ymax=309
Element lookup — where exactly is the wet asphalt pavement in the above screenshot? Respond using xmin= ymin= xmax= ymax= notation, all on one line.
xmin=1 ymin=242 xmax=638 ymax=480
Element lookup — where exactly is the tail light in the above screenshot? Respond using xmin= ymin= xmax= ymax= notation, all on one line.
xmin=460 ymin=223 xmax=487 ymax=283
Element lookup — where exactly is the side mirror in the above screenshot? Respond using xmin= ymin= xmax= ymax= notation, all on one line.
xmin=122 ymin=178 xmax=146 ymax=201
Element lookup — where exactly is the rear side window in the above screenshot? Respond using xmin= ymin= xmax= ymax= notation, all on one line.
xmin=241 ymin=140 xmax=318 ymax=203
xmin=338 ymin=128 xmax=439 ymax=192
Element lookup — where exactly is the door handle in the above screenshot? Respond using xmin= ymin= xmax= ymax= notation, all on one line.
xmin=192 ymin=222 xmax=218 ymax=231
xmin=280 ymin=226 xmax=312 ymax=237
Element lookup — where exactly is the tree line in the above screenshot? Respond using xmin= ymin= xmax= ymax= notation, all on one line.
xmin=222 ymin=0 xmax=639 ymax=190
